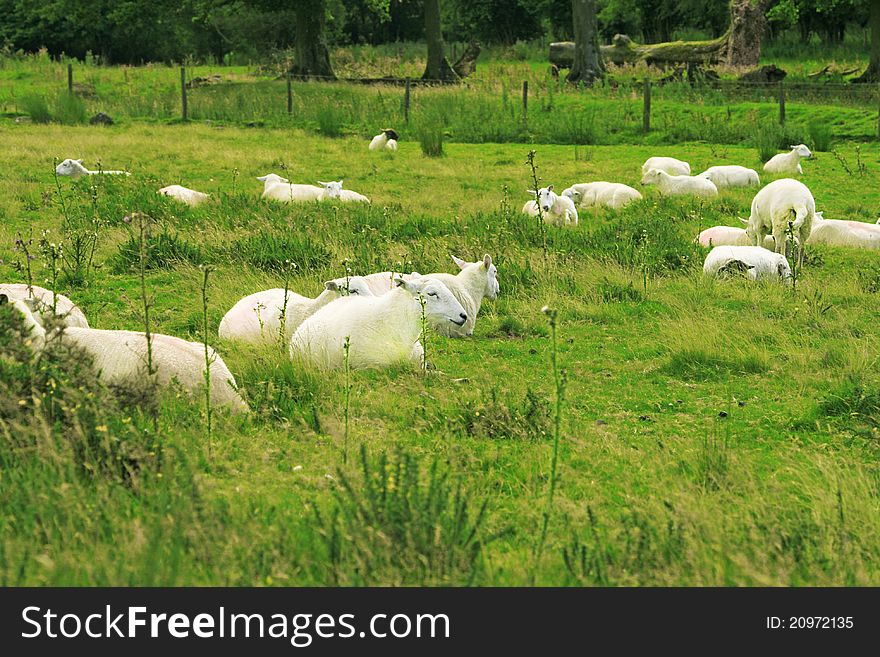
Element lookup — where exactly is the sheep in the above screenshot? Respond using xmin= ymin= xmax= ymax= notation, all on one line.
xmin=290 ymin=277 xmax=467 ymax=370
xmin=697 ymin=165 xmax=760 ymax=188
xmin=806 ymin=212 xmax=880 ymax=250
xmin=0 ymin=283 xmax=89 ymax=328
xmin=55 ymin=159 xmax=130 ymax=179
xmin=640 ymin=169 xmax=718 ymax=198
xmin=763 ymin=144 xmax=812 ymax=175
xmin=522 ymin=186 xmax=579 ymax=226
xmin=257 ymin=173 xmax=323 ymax=202
xmin=369 ymin=128 xmax=399 ymax=151
xmin=745 ymin=178 xmax=815 ymax=268
xmin=218 ymin=277 xmax=372 ymax=345
xmin=2 ymin=295 xmax=248 ymax=413
xmin=561 ymin=182 xmax=642 ymax=210
xmin=641 ymin=157 xmax=690 ymax=176
xmin=696 ymin=226 xmax=775 ymax=249
xmin=158 ymin=184 xmax=210 ymax=207
xmin=703 ymin=246 xmax=791 ymax=282
xmin=317 ymin=180 xmax=371 ymax=203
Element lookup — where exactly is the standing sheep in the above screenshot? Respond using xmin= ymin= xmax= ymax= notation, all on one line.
xmin=763 ymin=144 xmax=812 ymax=175
xmin=703 ymin=246 xmax=792 ymax=282
xmin=523 ymin=186 xmax=579 ymax=226
xmin=290 ymin=277 xmax=467 ymax=370
xmin=158 ymin=185 xmax=210 ymax=207
xmin=641 ymin=157 xmax=690 ymax=176
xmin=0 ymin=283 xmax=89 ymax=328
xmin=561 ymin=182 xmax=642 ymax=210
xmin=640 ymin=169 xmax=718 ymax=198
xmin=369 ymin=129 xmax=399 ymax=151
xmin=745 ymin=178 xmax=816 ymax=268
xmin=697 ymin=165 xmax=760 ymax=188
xmin=2 ymin=295 xmax=248 ymax=413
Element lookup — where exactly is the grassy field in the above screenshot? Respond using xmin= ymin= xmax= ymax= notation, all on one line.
xmin=0 ymin=117 xmax=878 ymax=586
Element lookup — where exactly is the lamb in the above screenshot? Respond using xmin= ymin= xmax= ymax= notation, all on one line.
xmin=369 ymin=128 xmax=399 ymax=152
xmin=696 ymin=226 xmax=775 ymax=249
xmin=703 ymin=246 xmax=791 ymax=282
xmin=257 ymin=174 xmax=323 ymax=202
xmin=290 ymin=277 xmax=467 ymax=370
xmin=640 ymin=169 xmax=718 ymax=198
xmin=763 ymin=144 xmax=812 ymax=175
xmin=2 ymin=295 xmax=248 ymax=413
xmin=561 ymin=182 xmax=642 ymax=210
xmin=697 ymin=165 xmax=760 ymax=188
xmin=0 ymin=283 xmax=89 ymax=328
xmin=806 ymin=212 xmax=880 ymax=250
xmin=522 ymin=186 xmax=579 ymax=226
xmin=158 ymin=185 xmax=210 ymax=207
xmin=745 ymin=178 xmax=815 ymax=268
xmin=55 ymin=159 xmax=130 ymax=179
xmin=218 ymin=277 xmax=372 ymax=345
xmin=317 ymin=180 xmax=371 ymax=203
xmin=641 ymin=157 xmax=690 ymax=176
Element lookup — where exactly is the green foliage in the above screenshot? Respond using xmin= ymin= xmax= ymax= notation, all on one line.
xmin=54 ymin=91 xmax=88 ymax=125
xmin=808 ymin=119 xmax=834 ymax=152
xmin=416 ymin=117 xmax=445 ymax=157
xmin=20 ymin=94 xmax=52 ymax=123
xmin=112 ymin=230 xmax=203 ymax=272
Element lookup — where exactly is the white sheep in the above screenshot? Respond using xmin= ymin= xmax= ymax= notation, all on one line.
xmin=290 ymin=277 xmax=467 ymax=370
xmin=745 ymin=178 xmax=815 ymax=268
xmin=0 ymin=283 xmax=89 ymax=328
xmin=2 ymin=295 xmax=248 ymax=413
xmin=703 ymin=246 xmax=792 ymax=282
xmin=55 ymin=159 xmax=130 ymax=179
xmin=561 ymin=182 xmax=642 ymax=210
xmin=697 ymin=165 xmax=760 ymax=188
xmin=317 ymin=180 xmax=371 ymax=203
xmin=158 ymin=185 xmax=210 ymax=207
xmin=257 ymin=174 xmax=323 ymax=202
xmin=369 ymin=128 xmax=399 ymax=151
xmin=806 ymin=212 xmax=880 ymax=250
xmin=696 ymin=226 xmax=775 ymax=249
xmin=640 ymin=169 xmax=718 ymax=198
xmin=763 ymin=144 xmax=812 ymax=175
xmin=218 ymin=277 xmax=372 ymax=345
xmin=522 ymin=186 xmax=578 ymax=226
xmin=641 ymin=157 xmax=690 ymax=176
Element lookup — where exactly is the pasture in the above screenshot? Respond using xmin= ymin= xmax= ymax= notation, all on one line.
xmin=1 ymin=115 xmax=879 ymax=586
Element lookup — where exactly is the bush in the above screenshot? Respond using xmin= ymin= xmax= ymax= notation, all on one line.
xmin=55 ymin=91 xmax=88 ymax=125
xmin=230 ymin=230 xmax=333 ymax=274
xmin=111 ymin=230 xmax=203 ymax=272
xmin=20 ymin=94 xmax=52 ymax=123
xmin=316 ymin=106 xmax=344 ymax=138
xmin=416 ymin=119 xmax=444 ymax=157
xmin=808 ymin=120 xmax=834 ymax=152
xmin=753 ymin=121 xmax=783 ymax=162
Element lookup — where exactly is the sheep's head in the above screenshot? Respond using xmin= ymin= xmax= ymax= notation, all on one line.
xmin=257 ymin=173 xmax=289 ymax=184
xmin=395 ymin=277 xmax=467 ymax=328
xmin=318 ymin=180 xmax=344 ymax=198
xmin=528 ymin=186 xmax=557 ymax=212
xmin=777 ymin=258 xmax=793 ymax=281
xmin=345 ymin=276 xmax=373 ymax=297
xmin=383 ymin=128 xmax=399 ymax=141
xmin=55 ymin=158 xmax=86 ymax=178
xmin=640 ymin=169 xmax=662 ymax=186
xmin=561 ymin=187 xmax=581 ymax=204
xmin=452 ymin=253 xmax=499 ymax=300
xmin=790 ymin=144 xmax=812 ymax=158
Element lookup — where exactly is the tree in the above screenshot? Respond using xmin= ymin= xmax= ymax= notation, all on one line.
xmin=291 ymin=0 xmax=335 ymax=78
xmin=727 ymin=0 xmax=769 ymax=67
xmin=567 ymin=0 xmax=603 ymax=85
xmin=854 ymin=0 xmax=880 ymax=82
xmin=422 ymin=0 xmax=458 ymax=80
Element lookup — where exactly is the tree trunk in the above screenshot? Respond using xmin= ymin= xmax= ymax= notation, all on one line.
xmin=551 ymin=32 xmax=729 ymax=69
xmin=726 ymin=0 xmax=768 ymax=67
xmin=422 ymin=0 xmax=458 ymax=82
xmin=854 ymin=0 xmax=880 ymax=82
xmin=291 ymin=0 xmax=335 ymax=79
xmin=567 ymin=0 xmax=603 ymax=85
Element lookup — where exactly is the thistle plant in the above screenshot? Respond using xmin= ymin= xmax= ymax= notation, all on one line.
xmin=342 ymin=335 xmax=352 ymax=464
xmin=12 ymin=229 xmax=36 ymax=295
xmin=278 ymin=259 xmax=296 ymax=352
xmin=526 ymin=150 xmax=548 ymax=258
xmin=200 ymin=264 xmax=216 ymax=452
xmin=418 ymin=293 xmax=429 ymax=372
xmin=38 ymin=231 xmax=62 ymax=314
xmin=136 ymin=212 xmax=158 ymax=432
xmin=786 ymin=221 xmax=799 ymax=293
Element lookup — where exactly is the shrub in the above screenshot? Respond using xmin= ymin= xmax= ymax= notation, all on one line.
xmin=753 ymin=121 xmax=783 ymax=162
xmin=55 ymin=91 xmax=88 ymax=125
xmin=230 ymin=230 xmax=332 ymax=274
xmin=808 ymin=120 xmax=834 ymax=152
xmin=416 ymin=119 xmax=444 ymax=157
xmin=20 ymin=94 xmax=52 ymax=123
xmin=111 ymin=230 xmax=203 ymax=272
xmin=316 ymin=106 xmax=344 ymax=138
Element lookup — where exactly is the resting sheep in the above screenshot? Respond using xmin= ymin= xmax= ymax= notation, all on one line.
xmin=3 ymin=295 xmax=248 ymax=413
xmin=806 ymin=212 xmax=880 ymax=250
xmin=218 ymin=277 xmax=372 ymax=345
xmin=745 ymin=178 xmax=815 ymax=268
xmin=763 ymin=144 xmax=812 ymax=175
xmin=290 ymin=277 xmax=467 ymax=370
xmin=55 ymin=159 xmax=130 ymax=179
xmin=257 ymin=174 xmax=323 ymax=202
xmin=0 ymin=283 xmax=89 ymax=328
xmin=369 ymin=128 xmax=399 ymax=152
xmin=696 ymin=226 xmax=775 ymax=249
xmin=522 ymin=186 xmax=578 ymax=226
xmin=641 ymin=157 xmax=690 ymax=176
xmin=703 ymin=246 xmax=792 ymax=282
xmin=158 ymin=185 xmax=210 ymax=207
xmin=318 ymin=180 xmax=370 ymax=203
xmin=640 ymin=169 xmax=718 ymax=198
xmin=561 ymin=182 xmax=642 ymax=210
xmin=697 ymin=165 xmax=760 ymax=188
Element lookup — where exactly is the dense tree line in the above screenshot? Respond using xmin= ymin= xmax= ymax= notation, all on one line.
xmin=0 ymin=0 xmax=873 ymax=64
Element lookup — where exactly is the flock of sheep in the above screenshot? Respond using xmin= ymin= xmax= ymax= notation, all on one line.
xmin=7 ymin=132 xmax=875 ymax=418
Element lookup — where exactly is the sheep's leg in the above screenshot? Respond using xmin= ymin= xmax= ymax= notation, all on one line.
xmin=771 ymin=226 xmax=787 ymax=256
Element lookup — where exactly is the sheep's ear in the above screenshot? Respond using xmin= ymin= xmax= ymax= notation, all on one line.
xmin=256 ymin=175 xmax=267 ymax=181
xmin=739 ymin=218 xmax=748 ymax=225
xmin=0 ymin=294 xmax=7 ymax=305
xmin=547 ymin=184 xmax=554 ymax=191
xmin=483 ymin=254 xmax=492 ymax=268
xmin=526 ymin=189 xmax=537 ymax=195
xmin=324 ymin=281 xmax=339 ymax=291
xmin=451 ymin=255 xmax=467 ymax=269
xmin=394 ymin=276 xmax=420 ymax=295
xmin=317 ymin=181 xmax=329 ymax=187
xmin=76 ymin=159 xmax=83 ymax=164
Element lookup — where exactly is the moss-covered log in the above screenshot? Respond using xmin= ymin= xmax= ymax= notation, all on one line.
xmin=551 ymin=31 xmax=731 ymax=69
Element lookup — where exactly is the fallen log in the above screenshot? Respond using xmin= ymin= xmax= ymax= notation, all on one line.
xmin=550 ymin=31 xmax=730 ymax=69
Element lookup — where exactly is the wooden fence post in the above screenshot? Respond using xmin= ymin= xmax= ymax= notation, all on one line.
xmin=778 ymin=81 xmax=785 ymax=125
xmin=67 ymin=64 xmax=73 ymax=94
xmin=877 ymin=84 xmax=880 ymax=139
xmin=180 ymin=67 xmax=188 ymax=121
xmin=643 ymin=79 xmax=651 ymax=133
xmin=287 ymin=72 xmax=293 ymax=115
xmin=404 ymin=78 xmax=411 ymax=124
xmin=522 ymin=80 xmax=528 ymax=121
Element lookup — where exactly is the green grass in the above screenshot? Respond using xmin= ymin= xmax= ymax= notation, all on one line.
xmin=1 ymin=119 xmax=879 ymax=587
